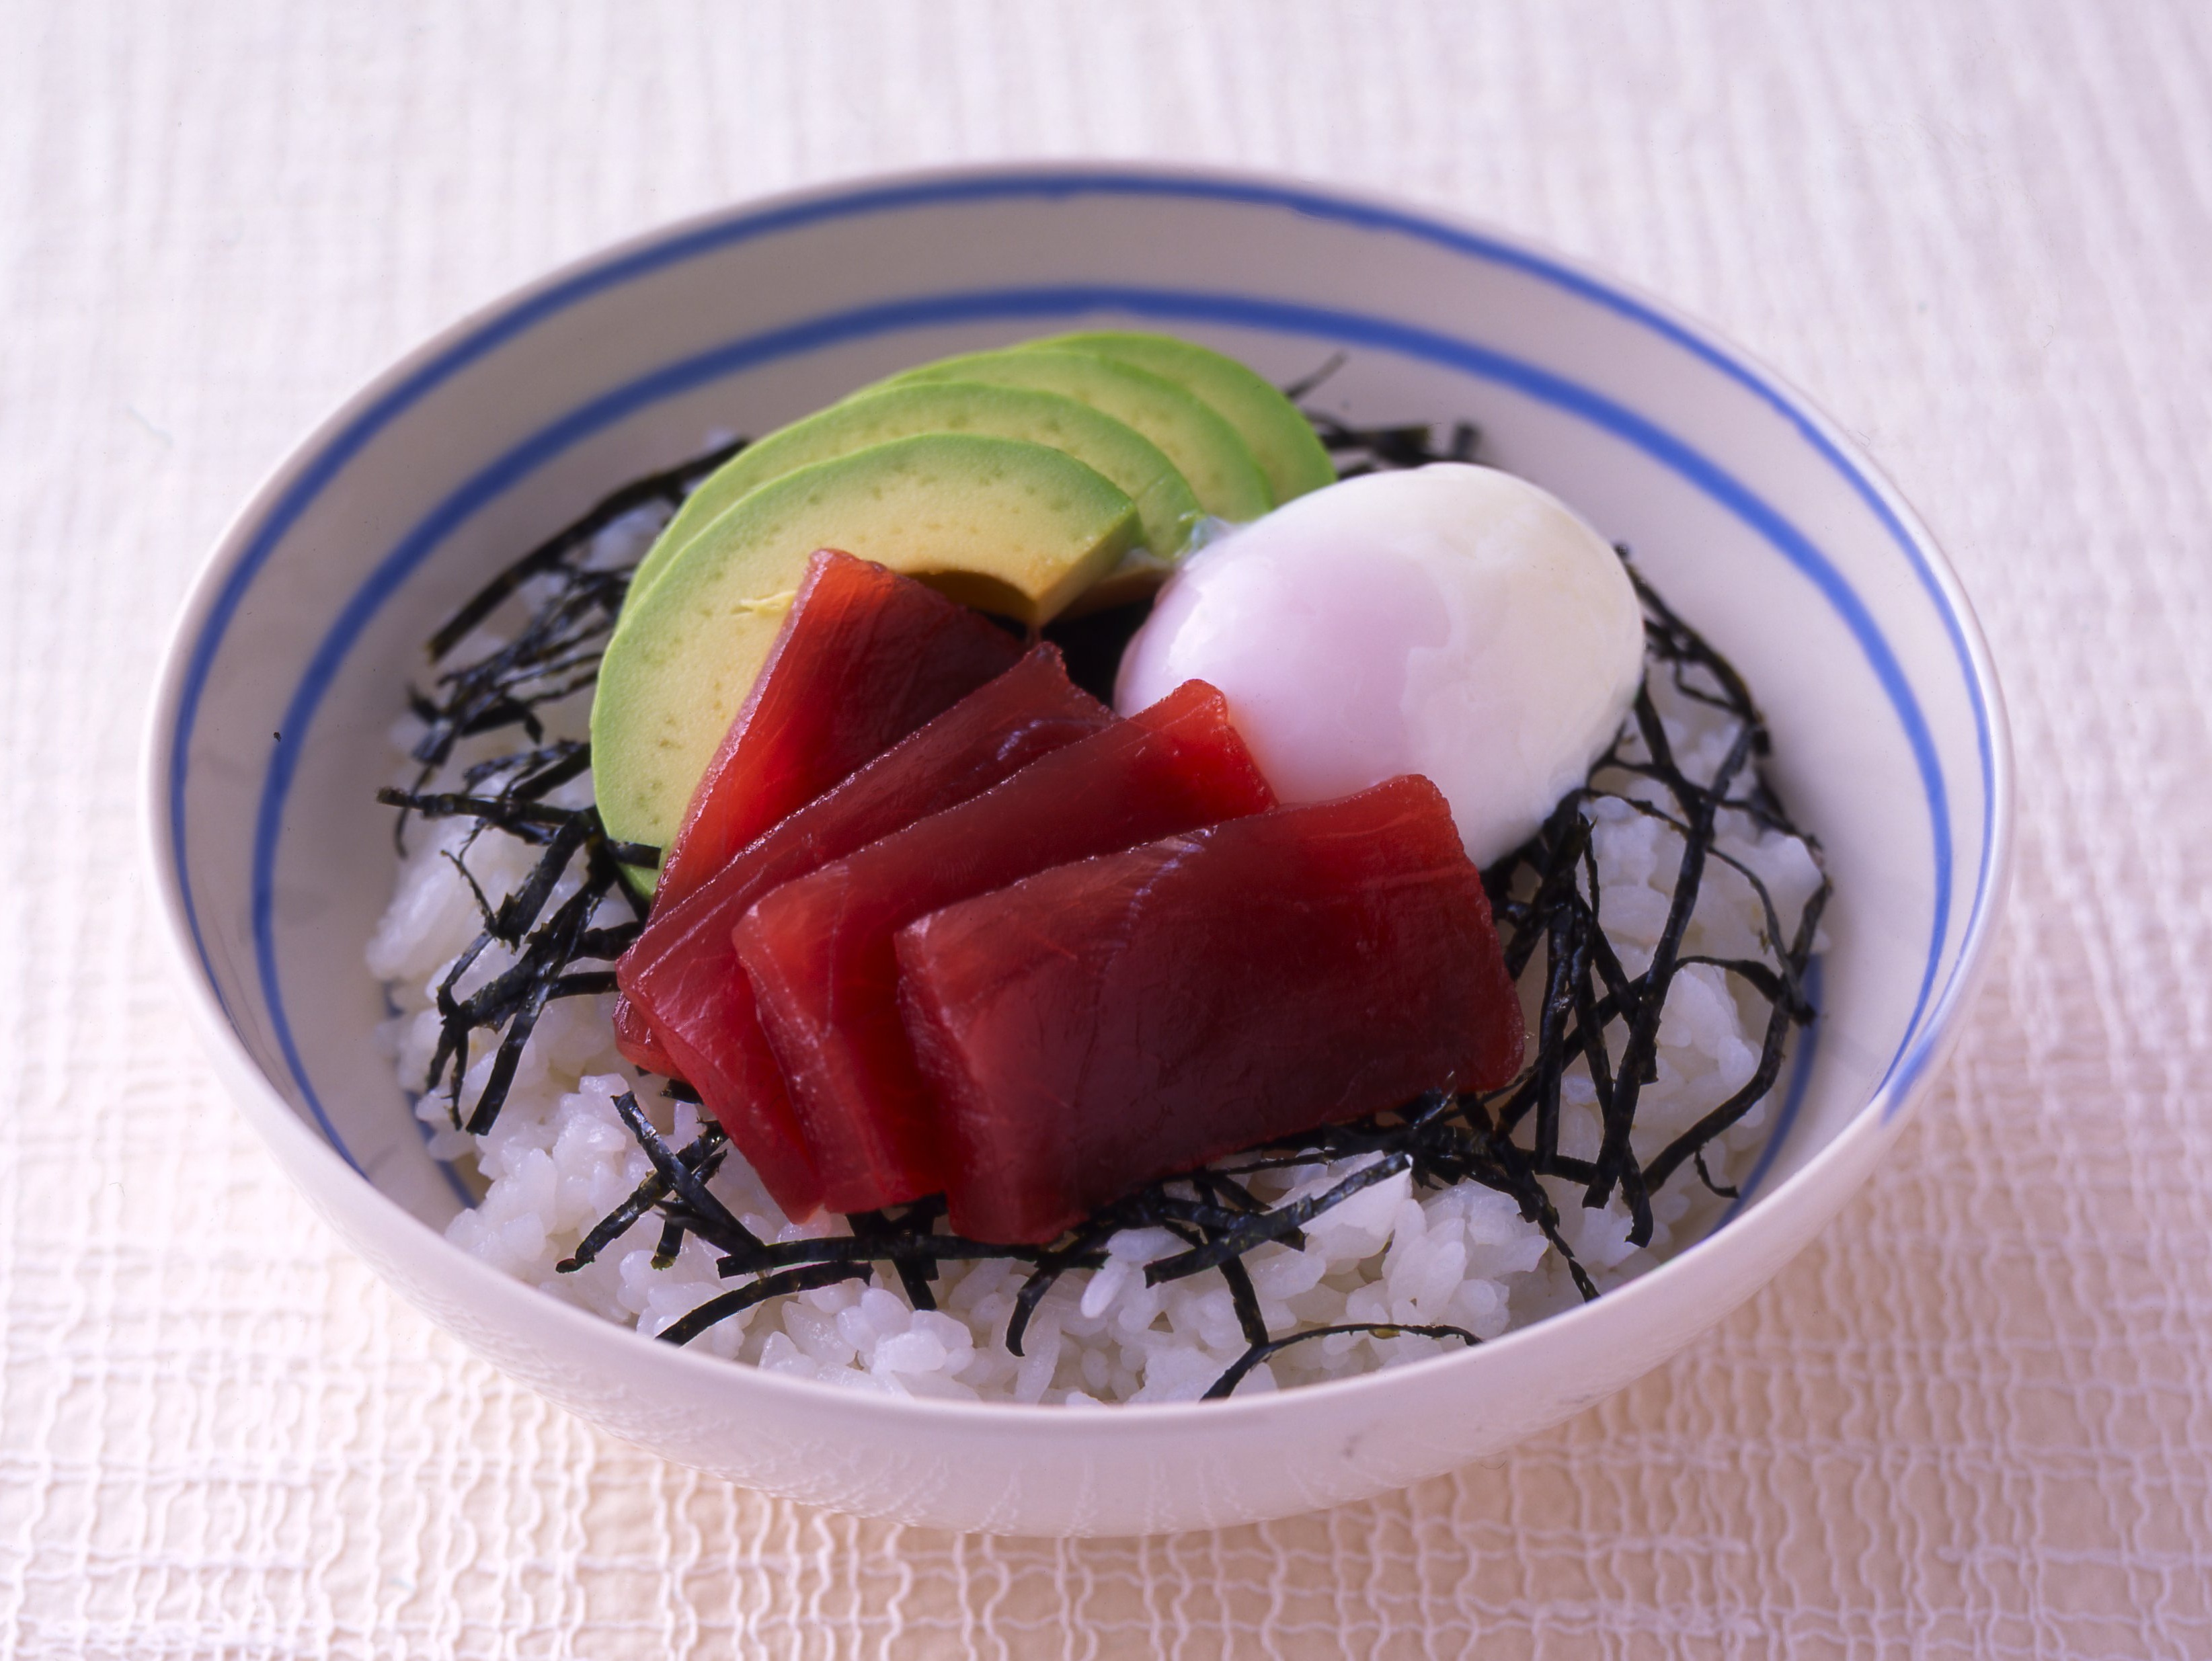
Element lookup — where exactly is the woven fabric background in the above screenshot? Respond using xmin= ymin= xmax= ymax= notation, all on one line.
xmin=2 ymin=1 xmax=2207 ymax=1654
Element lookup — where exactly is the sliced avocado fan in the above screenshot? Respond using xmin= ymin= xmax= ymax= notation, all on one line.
xmin=881 ymin=348 xmax=1273 ymax=524
xmin=1024 ymin=329 xmax=1338 ymax=503
xmin=592 ymin=434 xmax=1137 ymax=869
xmin=625 ymin=382 xmax=1201 ymax=615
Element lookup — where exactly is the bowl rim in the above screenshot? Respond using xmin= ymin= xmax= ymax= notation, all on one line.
xmin=142 ymin=158 xmax=2015 ymax=1430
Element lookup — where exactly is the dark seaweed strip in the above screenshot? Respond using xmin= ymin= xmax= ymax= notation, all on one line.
xmin=1234 ymin=1094 xmax=1604 ymax=1305
xmin=439 ymin=850 xmax=502 ymax=940
xmin=1675 ymin=955 xmax=1811 ymax=1015
xmin=1217 ymin=1254 xmax=1271 ymax=1350
xmin=574 ymin=924 xmax=643 ymax=959
xmin=1470 ymin=555 xmax=1818 ymax=1253
xmin=1202 ymin=1324 xmax=1480 ymax=1400
xmin=385 ymin=778 xmax=657 ymax=1133
xmin=424 ymin=862 xmax=607 ymax=1117
xmin=546 ymin=971 xmax=620 ymax=999
xmin=393 ymin=437 xmax=744 ymax=858
xmin=990 ymin=1156 xmax=1332 ymax=1350
xmin=1641 ymin=873 xmax=1831 ymax=1191
xmin=1004 ymin=1227 xmax=1117 ymax=1359
xmin=463 ymin=739 xmax=589 ymax=799
xmin=1630 ymin=563 xmax=1762 ymax=735
xmin=1187 ymin=1168 xmax=1269 ymax=1218
xmin=1571 ymin=834 xmax=1637 ymax=1227
xmin=1300 ymin=409 xmax=1483 ymax=476
xmin=847 ymin=1203 xmax=946 ymax=1311
xmin=486 ymin=820 xmax=588 ymax=945
xmin=1580 ymin=697 xmax=1757 ymax=1242
xmin=380 ymin=782 xmax=660 ymax=871
xmin=423 ymin=932 xmax=495 ymax=1123
xmin=656 ymin=1263 xmax=876 ymax=1350
xmin=1076 ymin=1190 xmax=1261 ymax=1236
xmin=410 ymin=588 xmax=623 ymax=783
xmin=1692 ymin=1145 xmax=1738 ymax=1200
xmin=392 ymin=413 xmax=1824 ymax=1381
xmin=1282 ymin=360 xmax=1483 ymax=473
xmin=556 ymin=1123 xmax=728 ymax=1272
xmin=587 ymin=838 xmax=654 ymax=928
xmin=426 ymin=437 xmax=745 ymax=659
xmin=1189 ymin=1168 xmax=1302 ymax=1251
xmin=713 ymin=1235 xmax=1047 ymax=1274
xmin=1577 ymin=790 xmax=1806 ymax=969
xmin=1529 ymin=811 xmax=1590 ymax=1167
xmin=713 ymin=1235 xmax=1049 ymax=1276
xmin=609 ymin=1090 xmax=764 ymax=1258
xmin=1279 ymin=354 xmax=1348 ymax=402
xmin=650 ymin=1219 xmax=688 ymax=1270
xmin=1144 ymin=1202 xmax=1269 ymax=1348
xmin=381 ymin=786 xmax=610 ymax=843
xmin=1144 ymin=1153 xmax=1413 ymax=1287
xmin=463 ymin=881 xmax=609 ymax=1134
xmin=1208 ymin=1090 xmax=1452 ymax=1180
xmin=1470 ymin=1121 xmax=1602 ymax=1303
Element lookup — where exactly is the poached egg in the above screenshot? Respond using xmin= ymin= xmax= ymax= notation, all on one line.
xmin=1115 ymin=463 xmax=1645 ymax=866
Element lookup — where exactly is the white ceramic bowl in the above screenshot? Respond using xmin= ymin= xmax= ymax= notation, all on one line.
xmin=145 ymin=163 xmax=2011 ymax=1538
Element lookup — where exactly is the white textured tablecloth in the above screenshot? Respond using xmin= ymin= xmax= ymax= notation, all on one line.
xmin=3 ymin=1 xmax=2207 ymax=1654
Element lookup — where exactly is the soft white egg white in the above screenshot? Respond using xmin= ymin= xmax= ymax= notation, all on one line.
xmin=1115 ymin=463 xmax=1645 ymax=865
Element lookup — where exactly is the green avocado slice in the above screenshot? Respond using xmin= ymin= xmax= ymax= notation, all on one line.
xmin=625 ymin=382 xmax=1201 ymax=615
xmin=592 ymin=434 xmax=1137 ymax=862
xmin=1025 ymin=329 xmax=1339 ymax=503
xmin=881 ymin=349 xmax=1273 ymax=524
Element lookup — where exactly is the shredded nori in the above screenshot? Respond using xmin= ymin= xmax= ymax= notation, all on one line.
xmin=1288 ymin=352 xmax=1483 ymax=477
xmin=387 ymin=401 xmax=1826 ymax=1401
xmin=378 ymin=446 xmax=743 ymax=1135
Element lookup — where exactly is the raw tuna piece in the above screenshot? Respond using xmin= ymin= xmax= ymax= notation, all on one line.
xmin=738 ymin=680 xmax=1275 ymax=1215
xmin=898 ymin=775 xmax=1525 ymax=1244
xmin=611 ymin=991 xmax=676 ymax=1076
xmin=652 ymin=549 xmax=1021 ymax=908
xmin=616 ymin=647 xmax=1110 ymax=1217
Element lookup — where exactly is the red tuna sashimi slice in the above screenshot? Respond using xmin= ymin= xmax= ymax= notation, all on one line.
xmin=611 ymin=991 xmax=677 ymax=1076
xmin=652 ymin=549 xmax=1022 ymax=909
xmin=898 ymin=775 xmax=1526 ymax=1244
xmin=615 ymin=647 xmax=1111 ymax=1218
xmin=737 ymin=680 xmax=1276 ymax=1215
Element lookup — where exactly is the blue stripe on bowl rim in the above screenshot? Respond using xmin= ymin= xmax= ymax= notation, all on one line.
xmin=167 ymin=169 xmax=1998 ymax=1205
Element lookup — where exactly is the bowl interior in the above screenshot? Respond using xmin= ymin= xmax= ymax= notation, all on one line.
xmin=158 ymin=170 xmax=2002 ymax=1301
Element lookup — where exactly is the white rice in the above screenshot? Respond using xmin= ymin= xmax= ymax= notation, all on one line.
xmin=368 ymin=522 xmax=1825 ymax=1405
